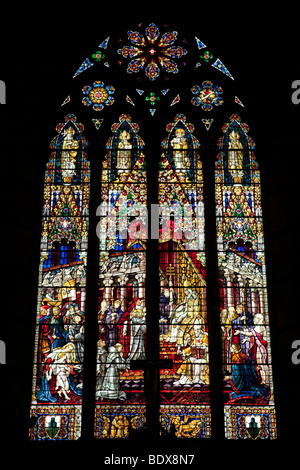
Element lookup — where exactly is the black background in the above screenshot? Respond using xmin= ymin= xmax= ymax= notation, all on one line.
xmin=0 ymin=4 xmax=299 ymax=464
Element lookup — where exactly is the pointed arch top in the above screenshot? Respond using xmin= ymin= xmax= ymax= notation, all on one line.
xmin=217 ymin=114 xmax=256 ymax=150
xmin=49 ymin=114 xmax=89 ymax=186
xmin=160 ymin=113 xmax=201 ymax=185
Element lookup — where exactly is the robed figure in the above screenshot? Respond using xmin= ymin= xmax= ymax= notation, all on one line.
xmin=105 ymin=300 xmax=124 ymax=350
xmin=127 ymin=301 xmax=146 ymax=361
xmin=225 ymin=343 xmax=270 ymax=403
xmin=98 ymin=343 xmax=128 ymax=401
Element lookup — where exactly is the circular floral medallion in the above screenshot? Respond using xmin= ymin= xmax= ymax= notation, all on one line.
xmin=82 ymin=81 xmax=115 ymax=111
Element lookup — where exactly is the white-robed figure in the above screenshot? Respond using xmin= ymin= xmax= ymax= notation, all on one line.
xmin=189 ymin=321 xmax=209 ymax=384
xmin=127 ymin=301 xmax=147 ymax=361
xmin=165 ymin=286 xmax=199 ymax=354
xmin=95 ymin=339 xmax=108 ymax=399
xmin=98 ymin=343 xmax=128 ymax=401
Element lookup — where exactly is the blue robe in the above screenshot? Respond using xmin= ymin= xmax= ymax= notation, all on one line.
xmin=230 ymin=351 xmax=269 ymax=402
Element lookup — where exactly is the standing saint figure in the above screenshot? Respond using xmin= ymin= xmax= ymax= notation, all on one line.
xmin=228 ymin=130 xmax=244 ymax=183
xmin=116 ymin=130 xmax=132 ymax=173
xmin=171 ymin=128 xmax=189 ymax=173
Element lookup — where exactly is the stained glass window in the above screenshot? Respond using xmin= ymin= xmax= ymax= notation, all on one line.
xmin=29 ymin=114 xmax=89 ymax=440
xmin=28 ymin=22 xmax=278 ymax=442
xmin=95 ymin=114 xmax=147 ymax=438
xmin=215 ymin=114 xmax=277 ymax=439
xmin=158 ymin=114 xmax=211 ymax=438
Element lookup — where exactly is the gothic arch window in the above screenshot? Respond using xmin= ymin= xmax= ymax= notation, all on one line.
xmin=29 ymin=22 xmax=277 ymax=441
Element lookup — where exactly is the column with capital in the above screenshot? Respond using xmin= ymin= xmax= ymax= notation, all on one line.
xmin=224 ymin=269 xmax=235 ymax=309
xmin=237 ymin=274 xmax=245 ymax=302
xmin=248 ymin=279 xmax=259 ymax=316
xmin=117 ymin=275 xmax=129 ymax=311
xmin=135 ymin=273 xmax=146 ymax=307
xmin=102 ymin=277 xmax=114 ymax=306
xmin=258 ymin=287 xmax=265 ymax=317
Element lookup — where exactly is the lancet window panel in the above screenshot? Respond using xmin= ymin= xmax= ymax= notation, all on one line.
xmin=215 ymin=114 xmax=277 ymax=440
xmin=95 ymin=114 xmax=147 ymax=438
xmin=29 ymin=114 xmax=90 ymax=441
xmin=158 ymin=114 xmax=210 ymax=438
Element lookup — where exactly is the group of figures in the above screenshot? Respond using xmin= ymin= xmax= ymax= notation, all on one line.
xmin=95 ymin=296 xmax=147 ymax=402
xmin=220 ymin=300 xmax=271 ymax=404
xmin=159 ymin=275 xmax=209 ymax=390
xmin=35 ymin=294 xmax=85 ymax=403
xmin=216 ymin=116 xmax=274 ymax=409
